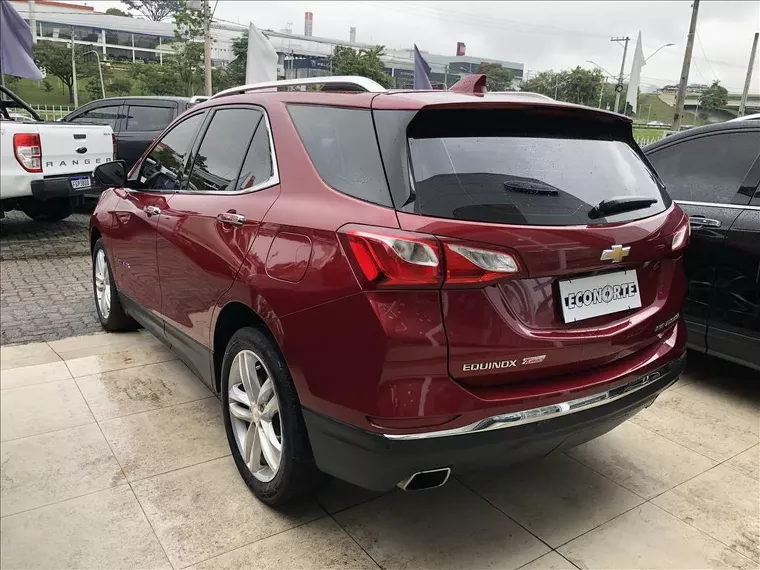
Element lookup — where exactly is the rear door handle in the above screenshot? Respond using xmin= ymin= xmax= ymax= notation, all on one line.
xmin=144 ymin=205 xmax=161 ymax=216
xmin=689 ymin=216 xmax=721 ymax=228
xmin=217 ymin=212 xmax=246 ymax=226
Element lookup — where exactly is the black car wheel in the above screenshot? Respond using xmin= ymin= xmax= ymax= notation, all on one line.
xmin=221 ymin=326 xmax=325 ymax=505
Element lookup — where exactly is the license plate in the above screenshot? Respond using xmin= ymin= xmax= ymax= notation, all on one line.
xmin=70 ymin=176 xmax=91 ymax=190
xmin=558 ymin=270 xmax=642 ymax=323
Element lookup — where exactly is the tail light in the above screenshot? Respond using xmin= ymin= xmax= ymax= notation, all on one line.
xmin=671 ymin=217 xmax=690 ymax=252
xmin=13 ymin=133 xmax=42 ymax=173
xmin=111 ymin=133 xmax=117 ymax=159
xmin=339 ymin=225 xmax=522 ymax=289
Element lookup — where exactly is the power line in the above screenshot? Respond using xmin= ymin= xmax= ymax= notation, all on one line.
xmin=696 ymin=32 xmax=720 ymax=81
xmin=353 ymin=1 xmax=610 ymax=40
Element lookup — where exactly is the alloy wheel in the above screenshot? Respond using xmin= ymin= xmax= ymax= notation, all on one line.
xmin=94 ymin=249 xmax=111 ymax=320
xmin=228 ymin=349 xmax=283 ymax=482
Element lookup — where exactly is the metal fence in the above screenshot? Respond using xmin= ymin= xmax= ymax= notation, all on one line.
xmin=25 ymin=105 xmax=74 ymax=121
xmin=634 ymin=133 xmax=667 ymax=146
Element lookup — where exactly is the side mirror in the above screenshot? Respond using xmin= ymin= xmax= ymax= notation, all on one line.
xmin=94 ymin=160 xmax=127 ymax=187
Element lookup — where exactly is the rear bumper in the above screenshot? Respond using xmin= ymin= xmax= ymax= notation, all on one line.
xmin=303 ymin=351 xmax=685 ymax=491
xmin=31 ymin=174 xmax=103 ymax=200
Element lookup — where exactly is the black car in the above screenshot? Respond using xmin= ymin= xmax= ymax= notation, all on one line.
xmin=645 ymin=121 xmax=760 ymax=371
xmin=62 ymin=96 xmax=194 ymax=170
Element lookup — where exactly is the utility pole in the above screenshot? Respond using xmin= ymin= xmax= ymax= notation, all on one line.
xmin=611 ymin=36 xmax=630 ymax=114
xmin=672 ymin=0 xmax=700 ymax=131
xmin=29 ymin=0 xmax=37 ymax=44
xmin=738 ymin=32 xmax=759 ymax=117
xmin=71 ymin=27 xmax=78 ymax=108
xmin=203 ymin=0 xmax=212 ymax=96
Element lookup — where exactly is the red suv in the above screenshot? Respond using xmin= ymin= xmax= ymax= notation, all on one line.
xmin=90 ymin=76 xmax=688 ymax=505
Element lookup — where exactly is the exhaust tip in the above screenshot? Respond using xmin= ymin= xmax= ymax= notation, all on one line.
xmin=397 ymin=467 xmax=451 ymax=491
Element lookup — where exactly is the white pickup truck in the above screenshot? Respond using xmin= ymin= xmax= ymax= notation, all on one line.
xmin=1 ymin=87 xmax=114 ymax=222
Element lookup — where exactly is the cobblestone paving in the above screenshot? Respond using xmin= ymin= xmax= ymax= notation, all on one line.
xmin=1 ymin=211 xmax=99 ymax=345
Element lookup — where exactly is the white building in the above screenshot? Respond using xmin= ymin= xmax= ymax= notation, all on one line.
xmin=10 ymin=0 xmax=524 ymax=86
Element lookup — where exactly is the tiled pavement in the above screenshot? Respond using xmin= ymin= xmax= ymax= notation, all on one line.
xmin=1 ymin=331 xmax=758 ymax=570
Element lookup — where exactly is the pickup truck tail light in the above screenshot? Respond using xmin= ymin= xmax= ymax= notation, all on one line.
xmin=13 ymin=133 xmax=42 ymax=173
xmin=339 ymin=225 xmax=523 ymax=289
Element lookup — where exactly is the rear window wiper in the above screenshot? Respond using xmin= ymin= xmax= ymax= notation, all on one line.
xmin=588 ymin=196 xmax=657 ymax=219
xmin=502 ymin=177 xmax=560 ymax=196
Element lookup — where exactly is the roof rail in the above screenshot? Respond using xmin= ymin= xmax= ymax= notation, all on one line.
xmin=487 ymin=91 xmax=554 ymax=101
xmin=211 ymin=76 xmax=387 ymax=99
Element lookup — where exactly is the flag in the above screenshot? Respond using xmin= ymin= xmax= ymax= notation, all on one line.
xmin=245 ymin=22 xmax=278 ymax=84
xmin=0 ymin=0 xmax=43 ymax=80
xmin=625 ymin=31 xmax=646 ymax=113
xmin=413 ymin=44 xmax=432 ymax=90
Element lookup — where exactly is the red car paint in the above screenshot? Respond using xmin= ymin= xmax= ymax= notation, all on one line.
xmin=91 ymin=89 xmax=688 ymax=439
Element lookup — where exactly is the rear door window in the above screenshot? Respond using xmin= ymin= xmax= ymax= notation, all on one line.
xmin=125 ymin=105 xmax=175 ymax=132
xmin=287 ymin=105 xmax=392 ymax=206
xmin=235 ymin=117 xmax=275 ymax=191
xmin=647 ymin=131 xmax=760 ymax=205
xmin=69 ymin=105 xmax=121 ymax=129
xmin=186 ymin=107 xmax=263 ymax=192
xmin=406 ymin=115 xmax=667 ymax=226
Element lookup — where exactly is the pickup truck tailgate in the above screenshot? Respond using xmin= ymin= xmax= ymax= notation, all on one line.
xmin=40 ymin=124 xmax=113 ymax=176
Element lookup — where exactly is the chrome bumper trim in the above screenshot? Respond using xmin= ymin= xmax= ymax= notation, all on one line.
xmin=383 ymin=368 xmax=669 ymax=441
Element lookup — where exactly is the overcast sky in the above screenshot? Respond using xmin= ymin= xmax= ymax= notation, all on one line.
xmin=84 ymin=0 xmax=759 ymax=91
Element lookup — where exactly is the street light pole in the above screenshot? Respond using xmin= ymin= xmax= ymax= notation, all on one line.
xmin=71 ymin=27 xmax=78 ymax=107
xmin=83 ymin=50 xmax=105 ymax=98
xmin=598 ymin=76 xmax=607 ymax=108
xmin=611 ymin=36 xmax=630 ymax=114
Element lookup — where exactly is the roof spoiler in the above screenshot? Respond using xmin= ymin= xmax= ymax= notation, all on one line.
xmin=449 ymin=74 xmax=487 ymax=94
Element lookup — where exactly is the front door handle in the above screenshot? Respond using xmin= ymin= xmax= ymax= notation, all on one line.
xmin=689 ymin=216 xmax=721 ymax=228
xmin=217 ymin=212 xmax=246 ymax=226
xmin=144 ymin=205 xmax=161 ymax=216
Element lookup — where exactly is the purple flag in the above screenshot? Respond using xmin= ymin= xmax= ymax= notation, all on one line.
xmin=413 ymin=44 xmax=432 ymax=90
xmin=0 ymin=0 xmax=43 ymax=80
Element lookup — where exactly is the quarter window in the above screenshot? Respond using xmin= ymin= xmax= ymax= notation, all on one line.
xmin=186 ymin=108 xmax=263 ymax=192
xmin=139 ymin=113 xmax=204 ymax=191
xmin=287 ymin=105 xmax=391 ymax=206
xmin=125 ymin=105 xmax=175 ymax=132
xmin=648 ymin=131 xmax=760 ymax=204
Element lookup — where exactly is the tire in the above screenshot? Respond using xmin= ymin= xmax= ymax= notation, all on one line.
xmin=92 ymin=239 xmax=138 ymax=332
xmin=21 ymin=198 xmax=73 ymax=222
xmin=221 ymin=326 xmax=325 ymax=505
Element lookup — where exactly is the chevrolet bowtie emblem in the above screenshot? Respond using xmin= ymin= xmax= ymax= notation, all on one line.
xmin=601 ymin=244 xmax=630 ymax=263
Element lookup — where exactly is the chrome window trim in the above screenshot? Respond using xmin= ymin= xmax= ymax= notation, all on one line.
xmin=383 ymin=367 xmax=669 ymax=441
xmin=179 ymin=109 xmax=280 ymax=196
xmin=676 ymin=200 xmax=759 ymax=211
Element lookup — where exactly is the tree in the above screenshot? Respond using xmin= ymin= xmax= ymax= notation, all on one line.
xmin=478 ymin=63 xmax=514 ymax=92
xmin=135 ymin=62 xmax=185 ymax=96
xmin=121 ymin=0 xmax=181 ymax=21
xmin=33 ymin=41 xmax=96 ymax=103
xmin=698 ymin=80 xmax=728 ymax=118
xmin=520 ymin=67 xmax=610 ymax=108
xmin=331 ymin=45 xmax=394 ymax=88
xmin=105 ymin=7 xmax=132 ymax=17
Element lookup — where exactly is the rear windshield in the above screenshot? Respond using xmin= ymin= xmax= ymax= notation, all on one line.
xmin=406 ymin=116 xmax=668 ymax=226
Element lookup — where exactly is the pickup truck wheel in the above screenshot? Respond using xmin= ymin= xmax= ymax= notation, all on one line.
xmin=92 ymin=240 xmax=138 ymax=332
xmin=21 ymin=198 xmax=73 ymax=222
xmin=221 ymin=327 xmax=326 ymax=505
